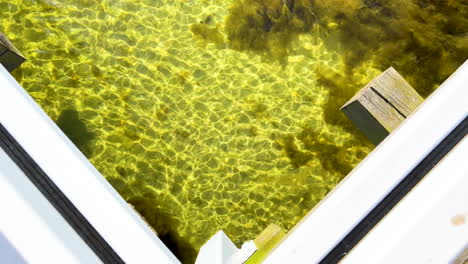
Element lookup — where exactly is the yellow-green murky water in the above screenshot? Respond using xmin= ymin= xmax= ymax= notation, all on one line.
xmin=1 ymin=0 xmax=466 ymax=262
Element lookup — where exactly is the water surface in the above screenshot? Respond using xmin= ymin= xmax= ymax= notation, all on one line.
xmin=1 ymin=0 xmax=466 ymax=262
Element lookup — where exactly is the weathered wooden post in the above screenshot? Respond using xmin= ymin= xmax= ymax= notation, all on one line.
xmin=0 ymin=32 xmax=26 ymax=72
xmin=245 ymin=223 xmax=285 ymax=263
xmin=341 ymin=67 xmax=424 ymax=145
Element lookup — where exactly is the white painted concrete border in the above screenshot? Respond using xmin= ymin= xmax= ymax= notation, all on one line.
xmin=0 ymin=147 xmax=102 ymax=264
xmin=195 ymin=231 xmax=239 ymax=264
xmin=264 ymin=60 xmax=468 ymax=264
xmin=0 ymin=64 xmax=180 ymax=263
xmin=342 ymin=136 xmax=468 ymax=264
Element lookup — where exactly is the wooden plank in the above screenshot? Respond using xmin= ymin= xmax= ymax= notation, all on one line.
xmin=341 ymin=67 xmax=423 ymax=145
xmin=245 ymin=224 xmax=286 ymax=264
xmin=0 ymin=43 xmax=7 ymax=55
xmin=370 ymin=67 xmax=424 ymax=117
xmin=361 ymin=87 xmax=405 ymax=132
xmin=341 ymin=99 xmax=390 ymax=145
xmin=0 ymin=33 xmax=26 ymax=72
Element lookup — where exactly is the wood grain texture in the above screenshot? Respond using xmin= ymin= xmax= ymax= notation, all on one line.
xmin=341 ymin=67 xmax=423 ymax=145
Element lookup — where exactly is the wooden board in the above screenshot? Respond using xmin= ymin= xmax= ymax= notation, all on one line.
xmin=245 ymin=223 xmax=286 ymax=264
xmin=341 ymin=67 xmax=424 ymax=145
xmin=0 ymin=33 xmax=26 ymax=72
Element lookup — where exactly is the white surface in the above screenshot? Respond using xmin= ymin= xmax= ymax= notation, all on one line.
xmin=0 ymin=65 xmax=180 ymax=263
xmin=0 ymin=232 xmax=28 ymax=264
xmin=237 ymin=241 xmax=258 ymax=263
xmin=195 ymin=231 xmax=239 ymax=264
xmin=0 ymin=147 xmax=101 ymax=264
xmin=226 ymin=240 xmax=258 ymax=264
xmin=342 ymin=136 xmax=468 ymax=264
xmin=264 ymin=60 xmax=468 ymax=264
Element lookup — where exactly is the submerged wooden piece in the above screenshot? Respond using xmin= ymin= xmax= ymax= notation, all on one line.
xmin=0 ymin=33 xmax=26 ymax=72
xmin=341 ymin=67 xmax=424 ymax=145
xmin=245 ymin=223 xmax=286 ymax=264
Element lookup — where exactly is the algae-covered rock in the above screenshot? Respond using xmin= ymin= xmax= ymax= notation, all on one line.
xmin=224 ymin=0 xmax=317 ymax=59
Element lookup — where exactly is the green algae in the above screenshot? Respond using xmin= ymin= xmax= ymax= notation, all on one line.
xmin=277 ymin=134 xmax=314 ymax=168
xmin=56 ymin=109 xmax=95 ymax=157
xmin=316 ymin=0 xmax=468 ymax=97
xmin=1 ymin=0 xmax=467 ymax=263
xmin=224 ymin=0 xmax=316 ymax=60
xmin=199 ymin=0 xmax=468 ymax=94
xmin=128 ymin=192 xmax=198 ymax=262
xmin=190 ymin=23 xmax=225 ymax=48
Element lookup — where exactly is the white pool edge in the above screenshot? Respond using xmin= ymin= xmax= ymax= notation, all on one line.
xmin=1 ymin=58 xmax=466 ymax=264
xmin=264 ymin=60 xmax=468 ymax=264
xmin=342 ymin=135 xmax=468 ymax=263
xmin=0 ymin=147 xmax=102 ymax=264
xmin=0 ymin=64 xmax=181 ymax=263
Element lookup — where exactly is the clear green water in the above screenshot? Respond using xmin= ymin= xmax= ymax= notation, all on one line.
xmin=1 ymin=0 xmax=466 ymax=262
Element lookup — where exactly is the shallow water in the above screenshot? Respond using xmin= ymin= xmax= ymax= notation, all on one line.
xmin=1 ymin=0 xmax=466 ymax=262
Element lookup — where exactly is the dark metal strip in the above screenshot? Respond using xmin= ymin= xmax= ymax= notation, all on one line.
xmin=320 ymin=115 xmax=468 ymax=264
xmin=0 ymin=122 xmax=125 ymax=264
